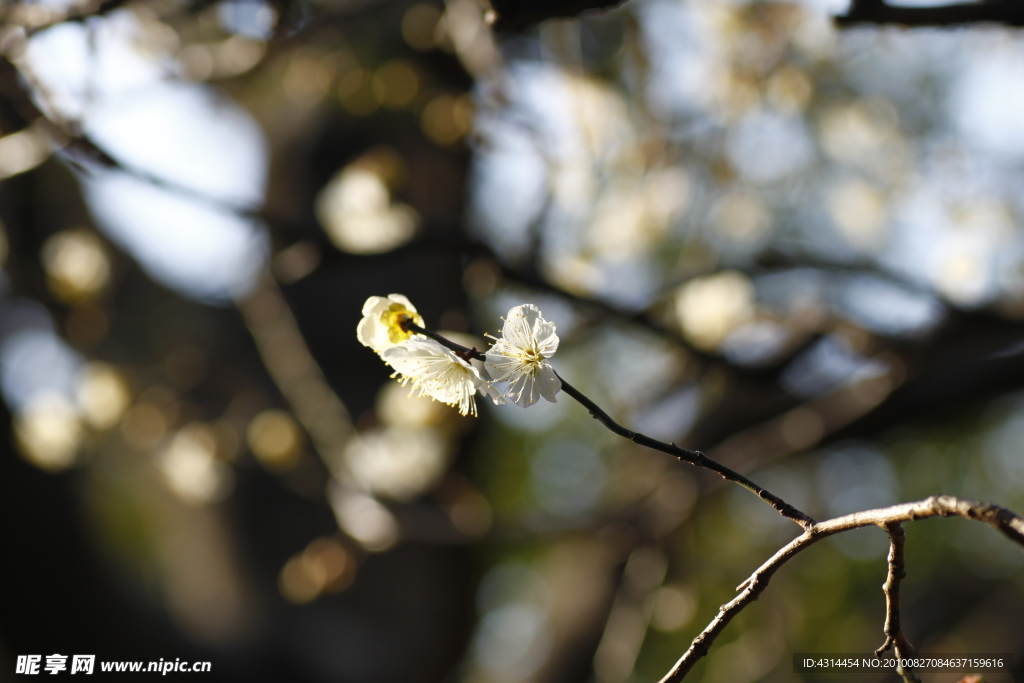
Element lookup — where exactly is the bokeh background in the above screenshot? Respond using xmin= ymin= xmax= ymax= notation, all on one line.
xmin=1 ymin=0 xmax=1023 ymax=680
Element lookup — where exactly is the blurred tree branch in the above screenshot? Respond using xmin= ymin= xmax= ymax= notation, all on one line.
xmin=235 ymin=271 xmax=354 ymax=474
xmin=0 ymin=50 xmax=267 ymax=216
xmin=837 ymin=0 xmax=1024 ymax=27
xmin=485 ymin=0 xmax=629 ymax=31
xmin=658 ymin=495 xmax=1024 ymax=682
xmin=483 ymin=0 xmax=1024 ymax=33
xmin=1 ymin=0 xmax=129 ymax=36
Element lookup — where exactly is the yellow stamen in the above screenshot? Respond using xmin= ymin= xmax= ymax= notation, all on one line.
xmin=380 ymin=303 xmax=423 ymax=344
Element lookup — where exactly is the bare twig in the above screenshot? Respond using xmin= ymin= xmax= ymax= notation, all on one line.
xmin=404 ymin=322 xmax=816 ymax=529
xmin=556 ymin=377 xmax=815 ymax=528
xmin=875 ymin=523 xmax=921 ymax=683
xmin=657 ymin=495 xmax=1024 ymax=683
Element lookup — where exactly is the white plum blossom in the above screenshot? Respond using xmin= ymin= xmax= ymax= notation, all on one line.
xmin=485 ymin=304 xmax=561 ymax=407
xmin=383 ymin=337 xmax=499 ymax=417
xmin=357 ymin=294 xmax=424 ymax=355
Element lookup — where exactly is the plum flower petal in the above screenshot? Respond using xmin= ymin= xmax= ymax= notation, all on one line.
xmin=478 ymin=376 xmax=509 ymax=407
xmin=357 ymin=294 xmax=425 ymax=355
xmin=382 ymin=338 xmax=490 ymax=417
xmin=485 ymin=304 xmax=561 ymax=407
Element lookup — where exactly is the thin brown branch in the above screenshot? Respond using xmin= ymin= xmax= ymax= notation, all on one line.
xmin=875 ymin=523 xmax=921 ymax=683
xmin=556 ymin=376 xmax=815 ymax=528
xmin=405 ymin=322 xmax=816 ymax=529
xmin=836 ymin=0 xmax=1024 ymax=28
xmin=657 ymin=495 xmax=1024 ymax=683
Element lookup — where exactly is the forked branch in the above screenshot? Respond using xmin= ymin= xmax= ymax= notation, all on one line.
xmin=399 ymin=326 xmax=1024 ymax=683
xmin=657 ymin=496 xmax=1024 ymax=682
xmin=876 ymin=523 xmax=920 ymax=683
